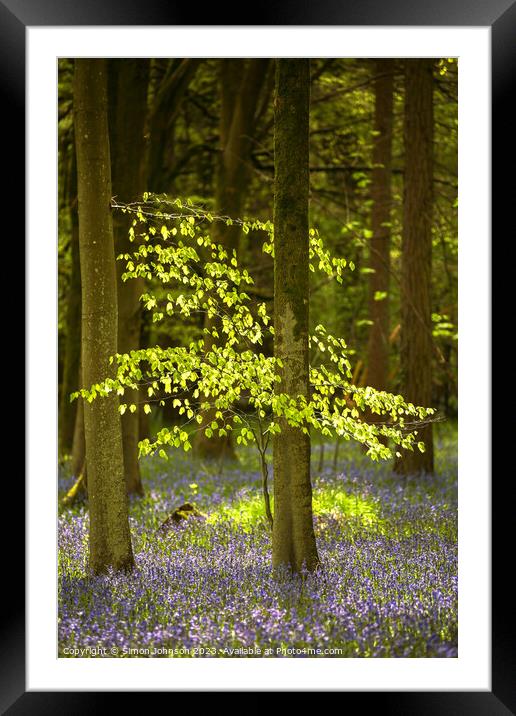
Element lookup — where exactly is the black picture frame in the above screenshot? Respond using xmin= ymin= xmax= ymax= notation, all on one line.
xmin=7 ymin=0 xmax=508 ymax=710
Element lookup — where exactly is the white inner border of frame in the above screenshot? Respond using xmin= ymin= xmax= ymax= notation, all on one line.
xmin=27 ymin=26 xmax=490 ymax=691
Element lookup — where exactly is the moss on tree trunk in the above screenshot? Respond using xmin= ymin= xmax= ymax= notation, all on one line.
xmin=272 ymin=59 xmax=319 ymax=573
xmin=74 ymin=59 xmax=134 ymax=573
xmin=394 ymin=59 xmax=435 ymax=476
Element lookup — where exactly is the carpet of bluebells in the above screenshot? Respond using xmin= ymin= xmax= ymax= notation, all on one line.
xmin=58 ymin=426 xmax=458 ymax=658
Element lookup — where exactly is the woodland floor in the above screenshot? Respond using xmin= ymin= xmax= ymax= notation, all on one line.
xmin=58 ymin=424 xmax=458 ymax=658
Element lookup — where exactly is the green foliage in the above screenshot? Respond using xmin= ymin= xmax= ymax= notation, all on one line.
xmin=431 ymin=312 xmax=457 ymax=340
xmin=74 ymin=195 xmax=435 ymax=463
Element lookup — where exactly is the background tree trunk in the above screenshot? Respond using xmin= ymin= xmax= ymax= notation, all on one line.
xmin=109 ymin=59 xmax=150 ymax=495
xmin=59 ymin=144 xmax=81 ymax=457
xmin=71 ymin=363 xmax=85 ymax=479
xmin=147 ymin=59 xmax=200 ymax=193
xmin=74 ymin=58 xmax=134 ymax=573
xmin=212 ymin=59 xmax=270 ymax=254
xmin=272 ymin=59 xmax=319 ymax=573
xmin=195 ymin=59 xmax=270 ymax=460
xmin=394 ymin=59 xmax=435 ymax=476
xmin=138 ymin=309 xmax=152 ymax=442
xmin=367 ymin=59 xmax=394 ymax=395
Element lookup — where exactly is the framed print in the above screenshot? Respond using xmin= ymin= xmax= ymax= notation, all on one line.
xmin=4 ymin=0 xmax=510 ymax=710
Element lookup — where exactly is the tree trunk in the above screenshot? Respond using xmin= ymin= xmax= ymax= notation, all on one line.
xmin=367 ymin=59 xmax=394 ymax=395
xmin=74 ymin=59 xmax=134 ymax=573
xmin=71 ymin=363 xmax=85 ymax=479
xmin=213 ymin=59 xmax=270 ymax=253
xmin=138 ymin=309 xmax=152 ymax=442
xmin=195 ymin=59 xmax=269 ymax=460
xmin=59 ymin=145 xmax=81 ymax=456
xmin=272 ymin=59 xmax=319 ymax=573
xmin=109 ymin=59 xmax=149 ymax=496
xmin=147 ymin=59 xmax=200 ymax=193
xmin=394 ymin=59 xmax=435 ymax=476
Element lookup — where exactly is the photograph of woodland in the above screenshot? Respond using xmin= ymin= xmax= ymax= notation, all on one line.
xmin=58 ymin=58 xmax=458 ymax=658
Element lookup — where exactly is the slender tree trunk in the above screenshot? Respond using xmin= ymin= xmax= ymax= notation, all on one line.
xmin=59 ymin=145 xmax=81 ymax=456
xmin=332 ymin=438 xmax=340 ymax=472
xmin=109 ymin=59 xmax=149 ymax=495
xmin=74 ymin=59 xmax=134 ymax=573
xmin=212 ymin=60 xmax=270 ymax=254
xmin=272 ymin=59 xmax=319 ymax=573
xmin=71 ymin=363 xmax=85 ymax=478
xmin=394 ymin=59 xmax=435 ymax=476
xmin=147 ymin=59 xmax=200 ymax=193
xmin=195 ymin=59 xmax=269 ymax=460
xmin=259 ymin=449 xmax=274 ymax=530
xmin=138 ymin=309 xmax=152 ymax=442
xmin=367 ymin=59 xmax=394 ymax=395
xmin=318 ymin=442 xmax=325 ymax=473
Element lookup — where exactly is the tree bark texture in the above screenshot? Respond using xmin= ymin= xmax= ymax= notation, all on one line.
xmin=395 ymin=59 xmax=435 ymax=475
xmin=74 ymin=58 xmax=134 ymax=573
xmin=272 ymin=59 xmax=319 ymax=573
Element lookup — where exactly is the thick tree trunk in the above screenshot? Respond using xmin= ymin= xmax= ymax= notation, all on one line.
xmin=195 ymin=59 xmax=269 ymax=460
xmin=74 ymin=59 xmax=134 ymax=573
xmin=394 ymin=59 xmax=435 ymax=476
xmin=109 ymin=59 xmax=149 ymax=495
xmin=59 ymin=147 xmax=81 ymax=456
xmin=367 ymin=60 xmax=394 ymax=394
xmin=272 ymin=59 xmax=319 ymax=573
